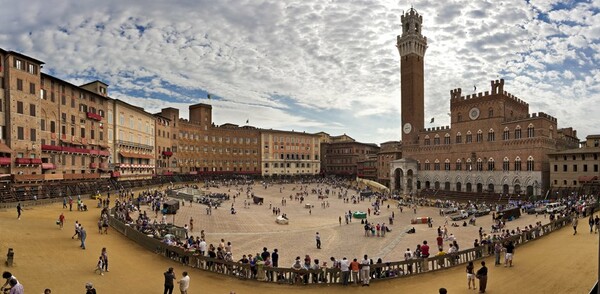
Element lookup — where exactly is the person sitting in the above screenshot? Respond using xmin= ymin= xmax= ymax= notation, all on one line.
xmin=406 ymin=227 xmax=416 ymax=234
xmin=230 ymin=207 xmax=237 ymax=214
xmin=462 ymin=221 xmax=468 ymax=227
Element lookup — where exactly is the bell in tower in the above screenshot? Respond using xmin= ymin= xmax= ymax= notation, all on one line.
xmin=398 ymin=8 xmax=428 ymax=145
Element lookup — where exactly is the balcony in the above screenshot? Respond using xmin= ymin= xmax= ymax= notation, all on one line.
xmin=41 ymin=144 xmax=62 ymax=152
xmin=62 ymin=147 xmax=90 ymax=154
xmin=162 ymin=151 xmax=173 ymax=157
xmin=116 ymin=140 xmax=153 ymax=151
xmin=41 ymin=163 xmax=56 ymax=170
xmin=89 ymin=162 xmax=98 ymax=169
xmin=86 ymin=112 xmax=102 ymax=121
xmin=43 ymin=174 xmax=64 ymax=181
xmin=15 ymin=158 xmax=31 ymax=165
xmin=30 ymin=158 xmax=43 ymax=165
xmin=14 ymin=174 xmax=45 ymax=182
xmin=0 ymin=157 xmax=10 ymax=166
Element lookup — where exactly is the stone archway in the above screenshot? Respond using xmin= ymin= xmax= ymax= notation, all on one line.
xmin=456 ymin=182 xmax=462 ymax=192
xmin=434 ymin=181 xmax=440 ymax=190
xmin=394 ymin=168 xmax=404 ymax=191
xmin=488 ymin=183 xmax=495 ymax=193
xmin=425 ymin=181 xmax=431 ymax=189
xmin=444 ymin=181 xmax=451 ymax=190
xmin=503 ymin=184 xmax=509 ymax=195
xmin=514 ymin=184 xmax=522 ymax=195
xmin=476 ymin=183 xmax=483 ymax=193
xmin=466 ymin=183 xmax=472 ymax=192
xmin=526 ymin=185 xmax=534 ymax=197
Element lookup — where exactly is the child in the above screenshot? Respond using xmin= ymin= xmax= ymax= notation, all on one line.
xmin=94 ymin=256 xmax=104 ymax=275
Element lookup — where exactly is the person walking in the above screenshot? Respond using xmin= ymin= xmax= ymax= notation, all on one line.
xmin=360 ymin=255 xmax=371 ymax=286
xmin=16 ymin=203 xmax=22 ymax=220
xmin=94 ymin=255 xmax=104 ymax=276
xmin=572 ymin=215 xmax=578 ymax=235
xmin=466 ymin=261 xmax=476 ymax=290
xmin=315 ymin=232 xmax=321 ymax=249
xmin=476 ymin=261 xmax=488 ymax=293
xmin=101 ymin=247 xmax=109 ymax=272
xmin=164 ymin=267 xmax=176 ymax=294
xmin=177 ymin=271 xmax=190 ymax=294
xmin=79 ymin=226 xmax=87 ymax=250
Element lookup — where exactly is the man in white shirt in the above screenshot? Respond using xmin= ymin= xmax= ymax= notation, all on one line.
xmin=360 ymin=255 xmax=371 ymax=286
xmin=339 ymin=257 xmax=350 ymax=286
xmin=198 ymin=239 xmax=207 ymax=256
xmin=178 ymin=271 xmax=190 ymax=294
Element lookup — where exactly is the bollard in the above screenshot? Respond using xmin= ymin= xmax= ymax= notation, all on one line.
xmin=6 ymin=248 xmax=14 ymax=267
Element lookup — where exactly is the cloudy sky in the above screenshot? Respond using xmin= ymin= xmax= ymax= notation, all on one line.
xmin=1 ymin=0 xmax=598 ymax=144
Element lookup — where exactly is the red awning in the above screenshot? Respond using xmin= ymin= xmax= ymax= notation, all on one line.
xmin=578 ymin=175 xmax=598 ymax=183
xmin=0 ymin=143 xmax=12 ymax=154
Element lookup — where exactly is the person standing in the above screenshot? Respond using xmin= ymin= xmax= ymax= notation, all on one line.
xmin=340 ymin=257 xmax=350 ymax=286
xmin=476 ymin=261 xmax=488 ymax=293
xmin=349 ymin=258 xmax=360 ymax=285
xmin=572 ymin=215 xmax=578 ymax=235
xmin=101 ymin=247 xmax=109 ymax=272
xmin=72 ymin=221 xmax=80 ymax=239
xmin=177 ymin=271 xmax=190 ymax=294
xmin=360 ymin=255 xmax=371 ymax=286
xmin=16 ymin=203 xmax=22 ymax=220
xmin=189 ymin=217 xmax=194 ymax=232
xmin=466 ymin=261 xmax=476 ymax=290
xmin=315 ymin=232 xmax=321 ymax=249
xmin=504 ymin=241 xmax=515 ymax=267
xmin=85 ymin=282 xmax=97 ymax=294
xmin=80 ymin=226 xmax=87 ymax=250
xmin=58 ymin=213 xmax=65 ymax=229
xmin=494 ymin=241 xmax=503 ymax=266
xmin=164 ymin=267 xmax=176 ymax=294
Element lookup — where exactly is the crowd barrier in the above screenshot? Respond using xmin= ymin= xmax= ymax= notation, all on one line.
xmin=109 ymin=208 xmax=574 ymax=286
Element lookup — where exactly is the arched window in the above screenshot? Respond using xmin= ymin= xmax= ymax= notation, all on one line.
xmin=476 ymin=158 xmax=483 ymax=171
xmin=434 ymin=134 xmax=440 ymax=145
xmin=444 ymin=133 xmax=451 ymax=144
xmin=488 ymin=128 xmax=495 ymax=141
xmin=488 ymin=107 xmax=494 ymax=117
xmin=417 ymin=160 xmax=421 ymax=170
xmin=466 ymin=131 xmax=473 ymax=143
xmin=514 ymin=156 xmax=522 ymax=171
xmin=515 ymin=125 xmax=522 ymax=139
xmin=527 ymin=156 xmax=534 ymax=171
xmin=527 ymin=123 xmax=535 ymax=138
xmin=466 ymin=158 xmax=472 ymax=171
xmin=476 ymin=129 xmax=483 ymax=142
xmin=444 ymin=158 xmax=451 ymax=170
xmin=455 ymin=132 xmax=462 ymax=143
xmin=549 ymin=125 xmax=554 ymax=139
xmin=488 ymin=157 xmax=495 ymax=171
xmin=455 ymin=159 xmax=462 ymax=170
xmin=503 ymin=127 xmax=510 ymax=140
xmin=424 ymin=160 xmax=430 ymax=170
xmin=434 ymin=159 xmax=440 ymax=170
xmin=503 ymin=157 xmax=510 ymax=171
xmin=424 ymin=135 xmax=430 ymax=146
xmin=457 ymin=113 xmax=462 ymax=122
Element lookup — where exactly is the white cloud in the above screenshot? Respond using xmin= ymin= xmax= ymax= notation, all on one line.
xmin=1 ymin=0 xmax=598 ymax=143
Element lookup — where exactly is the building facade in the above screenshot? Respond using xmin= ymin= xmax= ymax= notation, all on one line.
xmin=377 ymin=141 xmax=402 ymax=186
xmin=154 ymin=108 xmax=179 ymax=175
xmin=261 ymin=130 xmax=321 ymax=176
xmin=549 ymin=135 xmax=600 ymax=195
xmin=390 ymin=9 xmax=579 ymax=197
xmin=320 ymin=133 xmax=380 ymax=177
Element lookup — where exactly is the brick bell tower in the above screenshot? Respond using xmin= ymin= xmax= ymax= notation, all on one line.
xmin=397 ymin=8 xmax=427 ymax=145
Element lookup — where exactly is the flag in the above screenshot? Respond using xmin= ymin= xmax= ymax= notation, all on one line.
xmin=474 ymin=85 xmax=477 ymax=91
xmin=430 ymin=117 xmax=434 ymax=123
xmin=246 ymin=119 xmax=249 ymax=124
xmin=207 ymin=94 xmax=211 ymax=100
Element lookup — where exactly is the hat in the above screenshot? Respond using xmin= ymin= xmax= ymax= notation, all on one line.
xmin=85 ymin=282 xmax=93 ymax=288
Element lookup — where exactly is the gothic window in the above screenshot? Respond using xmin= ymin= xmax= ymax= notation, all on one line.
xmin=455 ymin=132 xmax=462 ymax=143
xmin=503 ymin=127 xmax=510 ymax=140
xmin=424 ymin=135 xmax=430 ymax=146
xmin=466 ymin=131 xmax=473 ymax=143
xmin=455 ymin=159 xmax=462 ymax=171
xmin=527 ymin=156 xmax=534 ymax=171
xmin=457 ymin=113 xmax=462 ymax=122
xmin=434 ymin=159 xmax=440 ymax=170
xmin=417 ymin=161 xmax=421 ymax=170
xmin=515 ymin=125 xmax=522 ymax=139
xmin=434 ymin=134 xmax=440 ymax=145
xmin=476 ymin=130 xmax=483 ymax=142
xmin=444 ymin=133 xmax=450 ymax=144
xmin=527 ymin=124 xmax=535 ymax=138
xmin=488 ymin=158 xmax=495 ymax=171
xmin=514 ymin=157 xmax=522 ymax=171
xmin=466 ymin=158 xmax=473 ymax=171
xmin=488 ymin=129 xmax=495 ymax=142
xmin=476 ymin=158 xmax=483 ymax=171
xmin=488 ymin=108 xmax=494 ymax=117
xmin=444 ymin=159 xmax=451 ymax=171
xmin=424 ymin=160 xmax=430 ymax=170
xmin=503 ymin=157 xmax=510 ymax=171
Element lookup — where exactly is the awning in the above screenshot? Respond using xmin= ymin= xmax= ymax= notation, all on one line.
xmin=119 ymin=151 xmax=153 ymax=159
xmin=0 ymin=143 xmax=12 ymax=154
xmin=578 ymin=175 xmax=598 ymax=183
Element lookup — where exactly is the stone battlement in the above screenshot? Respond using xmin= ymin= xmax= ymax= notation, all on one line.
xmin=450 ymin=79 xmax=528 ymax=107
